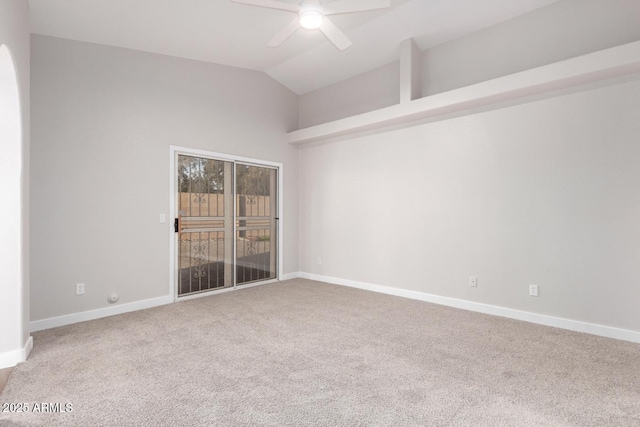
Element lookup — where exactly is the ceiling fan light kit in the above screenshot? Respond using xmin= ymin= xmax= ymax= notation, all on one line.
xmin=299 ymin=10 xmax=324 ymax=30
xmin=231 ymin=0 xmax=391 ymax=51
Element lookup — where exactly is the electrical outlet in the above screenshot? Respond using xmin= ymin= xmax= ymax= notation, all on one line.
xmin=159 ymin=214 xmax=166 ymax=223
xmin=317 ymin=257 xmax=322 ymax=265
xmin=469 ymin=276 xmax=477 ymax=287
xmin=76 ymin=283 xmax=85 ymax=296
xmin=529 ymin=284 xmax=539 ymax=297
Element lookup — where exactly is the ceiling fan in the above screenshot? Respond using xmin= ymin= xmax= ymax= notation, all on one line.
xmin=231 ymin=0 xmax=391 ymax=51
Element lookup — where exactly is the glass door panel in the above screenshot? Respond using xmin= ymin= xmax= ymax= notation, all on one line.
xmin=177 ymin=155 xmax=233 ymax=296
xmin=235 ymin=164 xmax=277 ymax=285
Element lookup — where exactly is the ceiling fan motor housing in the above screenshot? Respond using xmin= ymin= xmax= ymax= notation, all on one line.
xmin=299 ymin=1 xmax=324 ymax=30
xmin=231 ymin=0 xmax=391 ymax=50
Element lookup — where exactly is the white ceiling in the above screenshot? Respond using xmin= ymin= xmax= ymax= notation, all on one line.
xmin=28 ymin=0 xmax=561 ymax=95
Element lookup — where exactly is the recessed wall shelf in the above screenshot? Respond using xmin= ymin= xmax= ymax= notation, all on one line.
xmin=288 ymin=40 xmax=640 ymax=145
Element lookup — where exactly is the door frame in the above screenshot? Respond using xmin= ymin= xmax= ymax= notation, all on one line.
xmin=169 ymin=145 xmax=284 ymax=301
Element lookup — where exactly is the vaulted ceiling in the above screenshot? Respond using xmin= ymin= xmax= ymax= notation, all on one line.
xmin=28 ymin=0 xmax=560 ymax=94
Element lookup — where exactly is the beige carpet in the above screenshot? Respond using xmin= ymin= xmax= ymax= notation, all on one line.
xmin=0 ymin=367 xmax=13 ymax=395
xmin=1 ymin=279 xmax=639 ymax=426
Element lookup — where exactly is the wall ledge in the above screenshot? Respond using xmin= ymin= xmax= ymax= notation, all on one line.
xmin=288 ymin=40 xmax=640 ymax=145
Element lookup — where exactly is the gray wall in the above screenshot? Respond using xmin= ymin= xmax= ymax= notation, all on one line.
xmin=298 ymin=76 xmax=640 ymax=332
xmin=298 ymin=61 xmax=399 ymax=128
xmin=26 ymin=0 xmax=640 ymax=334
xmin=297 ymin=0 xmax=640 ymax=126
xmin=296 ymin=0 xmax=640 ymax=333
xmin=422 ymin=0 xmax=640 ymax=95
xmin=30 ymin=36 xmax=299 ymax=321
xmin=0 ymin=0 xmax=30 ymax=365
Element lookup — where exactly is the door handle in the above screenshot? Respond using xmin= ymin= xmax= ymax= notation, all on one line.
xmin=174 ymin=218 xmax=179 ymax=233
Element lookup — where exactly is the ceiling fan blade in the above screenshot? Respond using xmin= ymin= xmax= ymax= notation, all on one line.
xmin=231 ymin=0 xmax=300 ymax=13
xmin=319 ymin=18 xmax=352 ymax=51
xmin=323 ymin=0 xmax=390 ymax=15
xmin=267 ymin=17 xmax=301 ymax=47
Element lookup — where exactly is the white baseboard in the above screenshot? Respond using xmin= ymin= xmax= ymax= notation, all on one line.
xmin=280 ymin=272 xmax=302 ymax=281
xmin=30 ymin=295 xmax=174 ymax=333
xmin=297 ymin=272 xmax=640 ymax=344
xmin=0 ymin=336 xmax=33 ymax=369
xmin=27 ymin=272 xmax=640 ymax=344
xmin=31 ymin=275 xmax=300 ymax=332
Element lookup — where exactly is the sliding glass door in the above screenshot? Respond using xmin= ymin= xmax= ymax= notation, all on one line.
xmin=176 ymin=154 xmax=278 ymax=297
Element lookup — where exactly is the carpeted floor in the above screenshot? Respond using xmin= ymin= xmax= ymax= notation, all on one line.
xmin=1 ymin=279 xmax=639 ymax=426
xmin=0 ymin=368 xmax=12 ymax=396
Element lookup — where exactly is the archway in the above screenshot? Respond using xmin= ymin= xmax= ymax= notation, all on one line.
xmin=0 ymin=44 xmax=25 ymax=369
